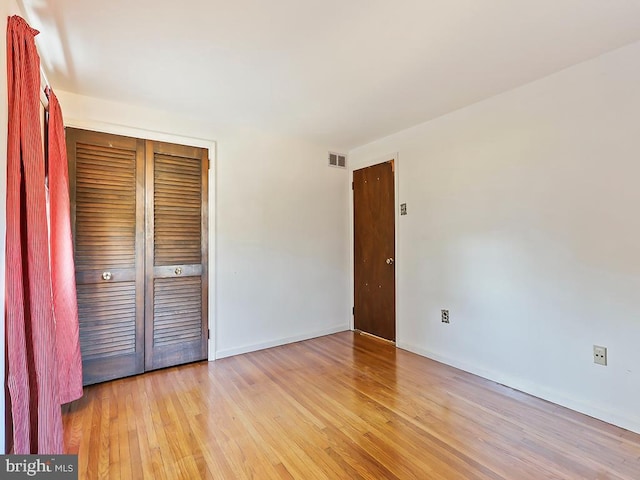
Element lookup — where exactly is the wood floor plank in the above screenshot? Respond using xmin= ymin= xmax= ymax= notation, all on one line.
xmin=63 ymin=331 xmax=640 ymax=479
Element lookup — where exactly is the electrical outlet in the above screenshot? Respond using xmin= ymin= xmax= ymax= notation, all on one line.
xmin=441 ymin=309 xmax=449 ymax=324
xmin=593 ymin=345 xmax=607 ymax=366
xmin=400 ymin=203 xmax=407 ymax=215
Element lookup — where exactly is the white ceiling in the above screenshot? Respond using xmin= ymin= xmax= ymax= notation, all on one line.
xmin=21 ymin=0 xmax=640 ymax=149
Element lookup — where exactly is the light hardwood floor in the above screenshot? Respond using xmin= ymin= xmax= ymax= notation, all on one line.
xmin=63 ymin=331 xmax=640 ymax=479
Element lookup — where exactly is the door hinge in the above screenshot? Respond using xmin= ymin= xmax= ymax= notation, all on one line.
xmin=352 ymin=306 xmax=355 ymax=315
xmin=352 ymin=181 xmax=354 ymax=190
xmin=208 ymin=329 xmax=210 ymax=339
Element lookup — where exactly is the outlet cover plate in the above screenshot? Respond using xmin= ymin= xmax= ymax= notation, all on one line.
xmin=441 ymin=309 xmax=450 ymax=324
xmin=593 ymin=345 xmax=607 ymax=366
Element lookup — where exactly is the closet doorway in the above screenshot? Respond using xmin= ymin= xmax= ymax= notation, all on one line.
xmin=67 ymin=128 xmax=209 ymax=385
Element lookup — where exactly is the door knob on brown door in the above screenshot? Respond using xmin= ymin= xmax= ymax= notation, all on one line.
xmin=101 ymin=271 xmax=112 ymax=280
xmin=175 ymin=267 xmax=182 ymax=275
xmin=386 ymin=258 xmax=394 ymax=265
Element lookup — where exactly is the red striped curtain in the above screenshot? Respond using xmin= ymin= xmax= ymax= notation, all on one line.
xmin=47 ymin=87 xmax=84 ymax=406
xmin=6 ymin=15 xmax=82 ymax=454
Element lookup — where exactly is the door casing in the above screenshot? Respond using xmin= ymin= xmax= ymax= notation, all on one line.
xmin=349 ymin=153 xmax=399 ymax=341
xmin=65 ymin=118 xmax=217 ymax=361
xmin=69 ymin=129 xmax=209 ymax=384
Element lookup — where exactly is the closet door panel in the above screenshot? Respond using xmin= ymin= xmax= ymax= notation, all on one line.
xmin=145 ymin=141 xmax=208 ymax=370
xmin=67 ymin=128 xmax=145 ymax=385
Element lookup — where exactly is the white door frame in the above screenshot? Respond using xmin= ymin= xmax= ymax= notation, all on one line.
xmin=348 ymin=152 xmax=400 ymax=340
xmin=65 ymin=118 xmax=218 ymax=361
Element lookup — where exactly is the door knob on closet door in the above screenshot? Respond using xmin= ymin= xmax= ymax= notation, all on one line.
xmin=175 ymin=267 xmax=182 ymax=275
xmin=102 ymin=271 xmax=112 ymax=280
xmin=385 ymin=258 xmax=394 ymax=265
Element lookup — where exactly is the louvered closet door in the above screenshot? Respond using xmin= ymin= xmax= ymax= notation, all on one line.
xmin=67 ymin=128 xmax=145 ymax=385
xmin=145 ymin=141 xmax=208 ymax=370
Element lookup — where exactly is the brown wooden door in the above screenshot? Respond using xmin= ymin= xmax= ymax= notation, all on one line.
xmin=67 ymin=128 xmax=145 ymax=385
xmin=69 ymin=129 xmax=209 ymax=384
xmin=353 ymin=161 xmax=396 ymax=341
xmin=144 ymin=140 xmax=208 ymax=370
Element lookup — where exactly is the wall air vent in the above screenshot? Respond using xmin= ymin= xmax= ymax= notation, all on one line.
xmin=328 ymin=151 xmax=347 ymax=169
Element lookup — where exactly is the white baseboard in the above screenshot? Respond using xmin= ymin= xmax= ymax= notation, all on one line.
xmin=397 ymin=341 xmax=640 ymax=435
xmin=214 ymin=325 xmax=349 ymax=359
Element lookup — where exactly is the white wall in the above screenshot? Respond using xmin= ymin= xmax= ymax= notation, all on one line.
xmin=215 ymin=128 xmax=350 ymax=357
xmin=56 ymin=91 xmax=351 ymax=359
xmin=349 ymin=41 xmax=640 ymax=434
